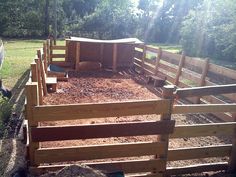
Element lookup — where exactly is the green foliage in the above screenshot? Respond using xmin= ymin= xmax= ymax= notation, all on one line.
xmin=0 ymin=94 xmax=12 ymax=137
xmin=180 ymin=0 xmax=236 ymax=61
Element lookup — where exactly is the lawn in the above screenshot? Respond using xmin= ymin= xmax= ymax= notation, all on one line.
xmin=0 ymin=40 xmax=44 ymax=88
xmin=0 ymin=39 xmax=66 ymax=89
xmin=148 ymin=43 xmax=182 ymax=53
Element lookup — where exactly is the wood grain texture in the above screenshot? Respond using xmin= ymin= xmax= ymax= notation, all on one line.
xmin=31 ymin=120 xmax=175 ymax=142
xmin=170 ymin=122 xmax=236 ymax=138
xmin=33 ymin=99 xmax=171 ymax=121
xmin=35 ymin=142 xmax=165 ymax=163
xmin=168 ymin=145 xmax=232 ymax=161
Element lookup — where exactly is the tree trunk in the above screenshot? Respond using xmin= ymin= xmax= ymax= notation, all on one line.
xmin=44 ymin=0 xmax=49 ymax=37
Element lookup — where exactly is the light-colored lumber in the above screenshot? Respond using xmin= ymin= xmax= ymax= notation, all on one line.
xmin=180 ymin=70 xmax=201 ymax=85
xmin=168 ymin=144 xmax=232 ymax=161
xmin=51 ymin=54 xmax=66 ymax=58
xmin=65 ymin=40 xmax=69 ymax=62
xmin=159 ymin=62 xmax=177 ymax=74
xmin=173 ymin=104 xmax=236 ymax=114
xmin=43 ymin=42 xmax=48 ymax=75
xmin=112 ymin=43 xmax=118 ymax=72
xmin=37 ymin=50 xmax=47 ymax=96
xmin=175 ymin=84 xmax=236 ymax=98
xmin=100 ymin=43 xmax=104 ymax=63
xmin=25 ymin=82 xmax=39 ymax=166
xmin=30 ymin=62 xmax=37 ymax=82
xmin=31 ymin=159 xmax=166 ymax=174
xmin=141 ymin=45 xmax=147 ymax=73
xmin=166 ymin=162 xmax=228 ymax=175
xmin=33 ymin=99 xmax=171 ymax=121
xmin=170 ymin=122 xmax=236 ymax=138
xmin=195 ymin=58 xmax=209 ymax=103
xmin=35 ymin=142 xmax=165 ymax=163
xmin=51 ymin=45 xmax=66 ymax=50
xmin=162 ymin=51 xmax=180 ymax=64
xmin=34 ymin=58 xmax=43 ymax=105
xmin=31 ymin=120 xmax=175 ymax=142
xmin=146 ymin=46 xmax=159 ymax=53
xmin=208 ymin=63 xmax=236 ymax=80
xmin=75 ymin=42 xmax=80 ymax=70
xmin=174 ymin=52 xmax=185 ymax=86
xmin=185 ymin=56 xmax=205 ymax=70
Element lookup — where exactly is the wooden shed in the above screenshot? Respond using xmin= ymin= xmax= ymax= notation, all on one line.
xmin=65 ymin=37 xmax=143 ymax=72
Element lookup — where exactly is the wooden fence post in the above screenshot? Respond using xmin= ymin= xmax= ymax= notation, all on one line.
xmin=46 ymin=39 xmax=51 ymax=64
xmin=43 ymin=42 xmax=48 ymax=75
xmin=65 ymin=40 xmax=69 ymax=62
xmin=228 ymin=114 xmax=236 ymax=173
xmin=112 ymin=43 xmax=118 ymax=72
xmin=37 ymin=50 xmax=47 ymax=96
xmin=155 ymin=47 xmax=162 ymax=75
xmin=174 ymin=52 xmax=185 ymax=86
xmin=35 ymin=58 xmax=43 ymax=105
xmin=158 ymin=85 xmax=176 ymax=176
xmin=141 ymin=45 xmax=146 ymax=74
xmin=31 ymin=62 xmax=37 ymax=82
xmin=196 ymin=58 xmax=209 ymax=103
xmin=75 ymin=42 xmax=81 ymax=71
xmin=26 ymin=82 xmax=39 ymax=166
xmin=49 ymin=39 xmax=53 ymax=63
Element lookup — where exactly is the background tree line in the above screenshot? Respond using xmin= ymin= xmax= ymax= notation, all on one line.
xmin=0 ymin=0 xmax=235 ymax=61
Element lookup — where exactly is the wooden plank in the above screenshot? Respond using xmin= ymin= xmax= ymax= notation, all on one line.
xmin=155 ymin=48 xmax=162 ymax=75
xmin=144 ymin=58 xmax=155 ymax=66
xmin=157 ymin=70 xmax=175 ymax=83
xmin=37 ymin=50 xmax=47 ymax=96
xmin=146 ymin=46 xmax=159 ymax=53
xmin=34 ymin=58 xmax=43 ymax=105
xmin=208 ymin=63 xmax=236 ymax=80
xmin=175 ymin=84 xmax=236 ymax=98
xmin=51 ymin=45 xmax=66 ymax=50
xmin=173 ymin=104 xmax=236 ymax=114
xmin=166 ymin=162 xmax=228 ymax=175
xmin=33 ymin=99 xmax=171 ymax=121
xmin=75 ymin=42 xmax=80 ymax=70
xmin=51 ymin=54 xmax=66 ymax=58
xmin=168 ymin=145 xmax=232 ymax=161
xmin=100 ymin=43 xmax=104 ymax=63
xmin=180 ymin=70 xmax=201 ymax=85
xmin=174 ymin=52 xmax=185 ymax=86
xmin=30 ymin=62 xmax=37 ymax=82
xmin=141 ymin=46 xmax=147 ymax=73
xmin=65 ymin=40 xmax=69 ymax=62
xmin=31 ymin=159 xmax=166 ymax=175
xmin=162 ymin=51 xmax=180 ymax=64
xmin=159 ymin=62 xmax=177 ymax=74
xmin=35 ymin=142 xmax=165 ymax=163
xmin=112 ymin=43 xmax=118 ymax=72
xmin=43 ymin=42 xmax=48 ymax=75
xmin=25 ymin=82 xmax=39 ymax=166
xmin=50 ymin=61 xmax=72 ymax=67
xmin=31 ymin=120 xmax=175 ymax=142
xmin=134 ymin=50 xmax=143 ymax=59
xmin=170 ymin=122 xmax=236 ymax=138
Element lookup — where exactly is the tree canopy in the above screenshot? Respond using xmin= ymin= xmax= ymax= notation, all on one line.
xmin=0 ymin=0 xmax=236 ymax=61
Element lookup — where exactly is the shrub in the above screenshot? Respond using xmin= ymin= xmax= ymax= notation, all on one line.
xmin=0 ymin=94 xmax=12 ymax=137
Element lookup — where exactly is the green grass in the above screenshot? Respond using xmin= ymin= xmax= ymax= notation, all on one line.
xmin=148 ymin=43 xmax=182 ymax=53
xmin=0 ymin=39 xmax=44 ymax=88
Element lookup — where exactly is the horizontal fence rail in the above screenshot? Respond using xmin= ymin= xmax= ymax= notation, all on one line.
xmin=33 ymin=99 xmax=170 ymax=121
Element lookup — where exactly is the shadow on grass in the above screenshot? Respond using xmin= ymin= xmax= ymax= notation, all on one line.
xmin=3 ymin=69 xmax=30 ymax=138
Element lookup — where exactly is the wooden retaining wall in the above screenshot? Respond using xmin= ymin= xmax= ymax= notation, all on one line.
xmin=133 ymin=44 xmax=236 ymax=122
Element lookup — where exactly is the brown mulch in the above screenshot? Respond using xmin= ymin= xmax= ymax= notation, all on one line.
xmin=40 ymin=70 xmax=232 ymax=177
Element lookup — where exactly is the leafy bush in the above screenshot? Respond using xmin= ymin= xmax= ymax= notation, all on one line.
xmin=0 ymin=94 xmax=12 ymax=137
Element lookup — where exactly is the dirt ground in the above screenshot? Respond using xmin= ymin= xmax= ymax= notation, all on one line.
xmin=41 ymin=70 xmax=232 ymax=177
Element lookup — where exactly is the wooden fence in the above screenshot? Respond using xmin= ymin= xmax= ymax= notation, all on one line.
xmin=24 ymin=39 xmax=236 ymax=176
xmin=133 ymin=44 xmax=236 ymax=122
xmin=25 ymin=81 xmax=236 ymax=176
